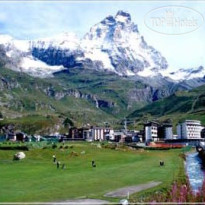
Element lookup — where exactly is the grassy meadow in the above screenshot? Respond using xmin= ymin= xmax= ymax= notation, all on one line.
xmin=0 ymin=142 xmax=185 ymax=202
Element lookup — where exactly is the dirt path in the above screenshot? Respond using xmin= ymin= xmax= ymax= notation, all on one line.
xmin=104 ymin=181 xmax=161 ymax=197
xmin=52 ymin=181 xmax=161 ymax=204
xmin=53 ymin=199 xmax=110 ymax=204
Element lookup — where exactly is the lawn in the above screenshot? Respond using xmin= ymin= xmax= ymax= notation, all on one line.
xmin=0 ymin=142 xmax=184 ymax=202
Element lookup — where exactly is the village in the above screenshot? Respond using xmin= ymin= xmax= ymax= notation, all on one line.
xmin=2 ymin=119 xmax=205 ymax=147
xmin=1 ymin=119 xmax=205 ymax=203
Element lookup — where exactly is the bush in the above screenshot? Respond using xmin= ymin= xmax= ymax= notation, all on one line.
xmin=103 ymin=143 xmax=117 ymax=150
xmin=130 ymin=176 xmax=205 ymax=203
xmin=52 ymin=144 xmax=57 ymax=149
xmin=70 ymin=151 xmax=79 ymax=157
xmin=0 ymin=146 xmax=29 ymax=151
xmin=144 ymin=147 xmax=170 ymax=150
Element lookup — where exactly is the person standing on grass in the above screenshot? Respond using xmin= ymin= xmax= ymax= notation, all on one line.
xmin=62 ymin=163 xmax=66 ymax=170
xmin=53 ymin=155 xmax=56 ymax=163
xmin=92 ymin=160 xmax=96 ymax=167
xmin=160 ymin=160 xmax=164 ymax=166
xmin=57 ymin=161 xmax=60 ymax=169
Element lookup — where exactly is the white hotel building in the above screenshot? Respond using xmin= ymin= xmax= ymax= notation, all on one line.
xmin=177 ymin=120 xmax=203 ymax=140
xmin=144 ymin=122 xmax=158 ymax=142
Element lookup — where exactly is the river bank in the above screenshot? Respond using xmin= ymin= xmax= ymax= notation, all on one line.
xmin=129 ymin=148 xmax=205 ymax=203
xmin=186 ymin=152 xmax=205 ymax=192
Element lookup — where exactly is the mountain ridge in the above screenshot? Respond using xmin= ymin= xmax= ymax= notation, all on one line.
xmin=128 ymin=84 xmax=205 ymax=131
xmin=0 ymin=10 xmax=205 ymax=134
xmin=0 ymin=10 xmax=204 ymax=82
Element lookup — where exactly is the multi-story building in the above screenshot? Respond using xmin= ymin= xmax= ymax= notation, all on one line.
xmin=144 ymin=121 xmax=173 ymax=142
xmin=68 ymin=126 xmax=114 ymax=141
xmin=144 ymin=122 xmax=159 ymax=142
xmin=158 ymin=123 xmax=173 ymax=140
xmin=83 ymin=128 xmax=93 ymax=141
xmin=91 ymin=127 xmax=113 ymax=141
xmin=177 ymin=120 xmax=203 ymax=139
xmin=201 ymin=128 xmax=205 ymax=139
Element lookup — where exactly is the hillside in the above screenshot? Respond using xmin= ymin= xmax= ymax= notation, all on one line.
xmin=1 ymin=43 xmax=193 ymax=134
xmin=1 ymin=9 xmax=205 ymax=135
xmin=0 ymin=56 xmax=155 ymax=134
xmin=1 ymin=58 xmax=205 ymax=134
xmin=0 ymin=66 xmax=120 ymax=134
xmin=128 ymin=84 xmax=205 ymax=131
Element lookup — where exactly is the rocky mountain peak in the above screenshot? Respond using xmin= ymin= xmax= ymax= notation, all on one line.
xmin=101 ymin=15 xmax=116 ymax=25
xmin=115 ymin=10 xmax=131 ymax=23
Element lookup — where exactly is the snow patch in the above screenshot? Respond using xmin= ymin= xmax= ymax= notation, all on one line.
xmin=126 ymin=70 xmax=135 ymax=76
xmin=32 ymin=32 xmax=80 ymax=50
xmin=84 ymin=48 xmax=115 ymax=71
xmin=137 ymin=67 xmax=157 ymax=77
xmin=160 ymin=66 xmax=205 ymax=81
xmin=20 ymin=56 xmax=65 ymax=78
xmin=0 ymin=34 xmax=13 ymax=44
xmin=13 ymin=40 xmax=30 ymax=52
xmin=115 ymin=15 xmax=128 ymax=23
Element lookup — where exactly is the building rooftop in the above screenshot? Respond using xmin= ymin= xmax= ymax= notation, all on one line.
xmin=144 ymin=121 xmax=159 ymax=126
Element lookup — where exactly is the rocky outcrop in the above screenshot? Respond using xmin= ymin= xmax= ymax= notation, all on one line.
xmin=31 ymin=47 xmax=83 ymax=68
xmin=0 ymin=77 xmax=20 ymax=90
xmin=43 ymin=87 xmax=115 ymax=109
xmin=13 ymin=152 xmax=26 ymax=160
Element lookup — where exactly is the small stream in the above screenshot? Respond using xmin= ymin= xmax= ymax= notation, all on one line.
xmin=186 ymin=152 xmax=205 ymax=192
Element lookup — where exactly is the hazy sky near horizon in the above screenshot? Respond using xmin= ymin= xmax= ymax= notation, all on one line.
xmin=0 ymin=1 xmax=205 ymax=71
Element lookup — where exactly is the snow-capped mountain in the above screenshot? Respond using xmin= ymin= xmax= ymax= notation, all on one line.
xmin=81 ymin=10 xmax=168 ymax=76
xmin=0 ymin=10 xmax=204 ymax=82
xmin=32 ymin=32 xmax=80 ymax=50
xmin=0 ymin=35 xmax=65 ymax=77
xmin=31 ymin=10 xmax=168 ymax=77
xmin=163 ymin=66 xmax=205 ymax=81
xmin=135 ymin=65 xmax=205 ymax=82
xmin=0 ymin=34 xmax=29 ymax=53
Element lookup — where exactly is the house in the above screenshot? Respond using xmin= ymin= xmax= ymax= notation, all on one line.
xmin=6 ymin=132 xmax=16 ymax=141
xmin=137 ymin=130 xmax=145 ymax=142
xmin=2 ymin=124 xmax=15 ymax=141
xmin=68 ymin=127 xmax=84 ymax=140
xmin=16 ymin=132 xmax=26 ymax=142
xmin=24 ymin=136 xmax=31 ymax=142
xmin=83 ymin=128 xmax=93 ymax=141
xmin=177 ymin=120 xmax=203 ymax=140
xmin=108 ymin=131 xmax=125 ymax=142
xmin=201 ymin=128 xmax=205 ymax=138
xmin=124 ymin=136 xmax=133 ymax=143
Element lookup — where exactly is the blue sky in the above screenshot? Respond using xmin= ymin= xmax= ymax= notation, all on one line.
xmin=0 ymin=1 xmax=205 ymax=71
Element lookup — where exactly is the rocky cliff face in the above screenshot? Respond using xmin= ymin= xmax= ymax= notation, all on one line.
xmin=81 ymin=10 xmax=168 ymax=75
xmin=0 ymin=70 xmax=115 ymax=113
xmin=43 ymin=87 xmax=115 ymax=109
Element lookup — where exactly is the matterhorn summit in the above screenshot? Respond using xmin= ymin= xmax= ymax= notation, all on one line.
xmin=81 ymin=10 xmax=168 ymax=76
xmin=0 ymin=10 xmax=204 ymax=81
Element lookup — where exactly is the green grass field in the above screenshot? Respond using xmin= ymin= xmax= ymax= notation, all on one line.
xmin=0 ymin=142 xmax=184 ymax=202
